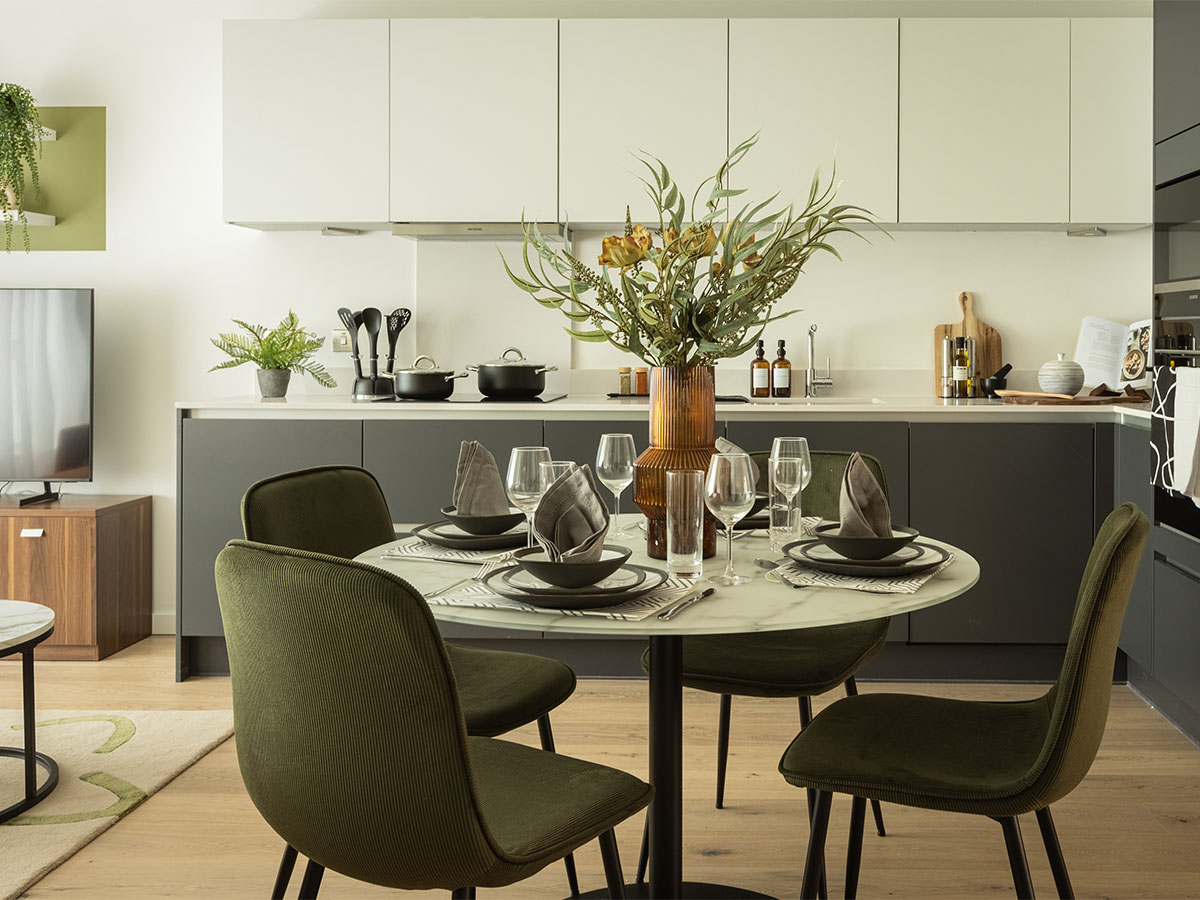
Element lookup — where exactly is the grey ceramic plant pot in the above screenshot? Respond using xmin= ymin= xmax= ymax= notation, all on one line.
xmin=257 ymin=368 xmax=291 ymax=399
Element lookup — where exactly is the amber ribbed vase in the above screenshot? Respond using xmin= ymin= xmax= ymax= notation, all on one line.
xmin=633 ymin=365 xmax=718 ymax=559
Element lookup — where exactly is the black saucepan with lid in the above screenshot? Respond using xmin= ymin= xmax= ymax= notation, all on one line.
xmin=467 ymin=347 xmax=558 ymax=399
xmin=391 ymin=356 xmax=468 ymax=401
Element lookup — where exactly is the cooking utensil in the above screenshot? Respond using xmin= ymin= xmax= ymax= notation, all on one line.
xmin=386 ymin=308 xmax=411 ymax=373
xmin=932 ymin=292 xmax=1002 ymax=397
xmin=658 ymin=586 xmax=716 ymax=621
xmin=362 ymin=307 xmax=382 ymax=380
xmin=468 ymin=346 xmax=558 ymax=399
xmin=393 ymin=357 xmax=468 ymax=401
xmin=337 ymin=307 xmax=363 ymax=381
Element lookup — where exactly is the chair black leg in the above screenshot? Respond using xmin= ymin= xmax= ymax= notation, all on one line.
xmin=843 ymin=678 xmax=887 ymax=838
xmin=845 ymin=796 xmax=866 ymax=900
xmin=998 ymin=816 xmax=1036 ymax=899
xmin=635 ymin=815 xmax=649 ymax=884
xmin=538 ymin=715 xmax=581 ymax=898
xmin=271 ymin=844 xmax=298 ymax=900
xmin=599 ymin=828 xmax=627 ymax=899
xmin=801 ymin=790 xmax=834 ymax=900
xmin=716 ymin=693 xmax=732 ymax=809
xmin=1036 ymin=807 xmax=1074 ymax=899
xmin=799 ymin=698 xmax=828 ymax=900
xmin=450 ymin=889 xmax=476 ymax=900
xmin=297 ymin=860 xmax=324 ymax=900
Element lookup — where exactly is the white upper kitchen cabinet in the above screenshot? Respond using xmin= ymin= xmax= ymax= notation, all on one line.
xmin=223 ymin=20 xmax=390 ymax=227
xmin=1070 ymin=18 xmax=1152 ymax=226
xmin=390 ymin=19 xmax=557 ymax=223
xmin=899 ymin=18 xmax=1070 ymax=224
xmin=559 ymin=19 xmax=727 ymax=225
xmin=729 ymin=19 xmax=898 ymax=223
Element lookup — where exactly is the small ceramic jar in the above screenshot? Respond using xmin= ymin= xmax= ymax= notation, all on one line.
xmin=1038 ymin=353 xmax=1085 ymax=396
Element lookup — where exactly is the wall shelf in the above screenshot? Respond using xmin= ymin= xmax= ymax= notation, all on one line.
xmin=2 ymin=210 xmax=56 ymax=227
xmin=39 ymin=127 xmax=56 ymax=142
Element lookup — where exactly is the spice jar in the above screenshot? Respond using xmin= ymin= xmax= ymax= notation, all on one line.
xmin=617 ymin=366 xmax=631 ymax=395
xmin=634 ymin=366 xmax=649 ymax=395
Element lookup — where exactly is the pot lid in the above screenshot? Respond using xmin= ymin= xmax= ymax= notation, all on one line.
xmin=394 ymin=355 xmax=453 ymax=375
xmin=478 ymin=346 xmax=545 ymax=367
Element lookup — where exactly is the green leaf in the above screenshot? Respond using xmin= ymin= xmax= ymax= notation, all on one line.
xmin=564 ymin=327 xmax=610 ymax=342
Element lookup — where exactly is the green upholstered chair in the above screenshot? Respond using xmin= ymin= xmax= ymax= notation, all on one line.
xmin=215 ymin=540 xmax=651 ymax=899
xmin=240 ymin=466 xmax=581 ymax=897
xmin=779 ymin=502 xmax=1150 ymax=900
xmin=637 ymin=450 xmax=892 ymax=890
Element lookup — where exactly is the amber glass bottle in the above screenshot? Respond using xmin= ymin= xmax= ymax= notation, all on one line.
xmin=771 ymin=339 xmax=792 ymax=398
xmin=750 ymin=340 xmax=770 ymax=398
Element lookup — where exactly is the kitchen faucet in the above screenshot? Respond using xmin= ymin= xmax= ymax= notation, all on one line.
xmin=805 ymin=324 xmax=834 ymax=397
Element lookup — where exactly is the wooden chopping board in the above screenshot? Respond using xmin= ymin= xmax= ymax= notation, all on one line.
xmin=933 ymin=291 xmax=1003 ymax=395
xmin=996 ymin=389 xmax=1146 ymax=406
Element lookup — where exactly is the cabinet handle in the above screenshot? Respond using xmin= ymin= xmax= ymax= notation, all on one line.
xmin=19 ymin=528 xmax=44 ymax=538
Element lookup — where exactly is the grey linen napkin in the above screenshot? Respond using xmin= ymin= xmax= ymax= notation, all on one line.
xmin=838 ymin=451 xmax=892 ymax=537
xmin=531 ymin=464 xmax=610 ymax=563
xmin=715 ymin=437 xmax=760 ymax=483
xmin=452 ymin=441 xmax=511 ymax=517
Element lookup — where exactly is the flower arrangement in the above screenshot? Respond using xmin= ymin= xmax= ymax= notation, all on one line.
xmin=503 ymin=134 xmax=880 ymax=368
xmin=209 ymin=310 xmax=336 ymax=388
xmin=0 ymin=83 xmax=45 ymax=253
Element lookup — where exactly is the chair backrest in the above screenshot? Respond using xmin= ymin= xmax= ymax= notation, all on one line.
xmin=1025 ymin=501 xmax=1149 ymax=807
xmin=748 ymin=449 xmax=889 ymax=520
xmin=241 ymin=465 xmax=396 ymax=559
xmin=215 ymin=540 xmax=504 ymax=889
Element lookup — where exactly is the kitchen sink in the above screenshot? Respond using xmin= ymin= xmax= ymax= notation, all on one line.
xmin=747 ymin=397 xmax=887 ymax=405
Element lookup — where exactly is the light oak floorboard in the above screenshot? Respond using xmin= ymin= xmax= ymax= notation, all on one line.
xmin=2 ymin=637 xmax=1198 ymax=899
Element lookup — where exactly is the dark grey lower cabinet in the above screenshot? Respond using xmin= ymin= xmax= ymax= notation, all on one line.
xmin=178 ymin=417 xmax=363 ymax=639
xmin=543 ymin=418 xmax=649 ymax=473
xmin=1116 ymin=424 xmax=1154 ymax=668
xmin=1152 ymin=559 xmax=1200 ymax=716
xmin=908 ymin=423 xmax=1095 ymax=644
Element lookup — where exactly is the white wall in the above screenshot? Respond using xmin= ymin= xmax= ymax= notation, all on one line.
xmin=1 ymin=0 xmax=1152 ymax=634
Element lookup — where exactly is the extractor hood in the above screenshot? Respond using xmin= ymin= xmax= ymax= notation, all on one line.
xmin=390 ymin=222 xmax=568 ymax=242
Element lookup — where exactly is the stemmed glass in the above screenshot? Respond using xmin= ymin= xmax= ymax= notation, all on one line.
xmin=506 ymin=446 xmax=551 ymax=548
xmin=705 ymin=452 xmax=757 ymax=585
xmin=596 ymin=433 xmax=636 ymax=538
xmin=538 ymin=460 xmax=577 ymax=492
xmin=769 ymin=437 xmax=812 ymax=551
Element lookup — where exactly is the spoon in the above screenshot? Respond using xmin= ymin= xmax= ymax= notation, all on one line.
xmin=362 ymin=307 xmax=382 ymax=379
xmin=386 ymin=308 xmax=411 ymax=373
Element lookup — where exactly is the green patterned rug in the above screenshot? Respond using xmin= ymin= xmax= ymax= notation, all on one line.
xmin=0 ymin=709 xmax=234 ymax=900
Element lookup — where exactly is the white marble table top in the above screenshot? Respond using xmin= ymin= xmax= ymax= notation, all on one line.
xmin=0 ymin=600 xmax=55 ymax=654
xmin=358 ymin=519 xmax=980 ymax=637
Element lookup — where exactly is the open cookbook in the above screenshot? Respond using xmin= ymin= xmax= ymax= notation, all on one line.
xmin=1074 ymin=316 xmax=1153 ymax=388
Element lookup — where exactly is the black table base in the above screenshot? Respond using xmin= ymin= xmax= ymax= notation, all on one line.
xmin=577 ymin=881 xmax=777 ymax=899
xmin=0 ymin=630 xmax=59 ymax=824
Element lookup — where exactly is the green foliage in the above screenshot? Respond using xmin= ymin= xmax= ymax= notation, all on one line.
xmin=0 ymin=83 xmax=45 ymax=253
xmin=502 ymin=134 xmax=886 ymax=367
xmin=209 ymin=310 xmax=336 ymax=389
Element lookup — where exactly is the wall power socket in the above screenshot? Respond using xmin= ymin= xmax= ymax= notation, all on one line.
xmin=331 ymin=329 xmax=351 ymax=352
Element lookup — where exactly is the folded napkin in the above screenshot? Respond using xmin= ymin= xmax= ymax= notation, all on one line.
xmin=452 ymin=441 xmax=511 ymax=517
xmin=838 ymin=451 xmax=892 ymax=537
xmin=715 ymin=437 xmax=760 ymax=483
xmin=531 ymin=464 xmax=610 ymax=563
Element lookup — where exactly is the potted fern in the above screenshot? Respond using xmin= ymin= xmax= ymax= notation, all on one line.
xmin=209 ymin=311 xmax=336 ymax=399
xmin=0 ymin=83 xmax=46 ymax=253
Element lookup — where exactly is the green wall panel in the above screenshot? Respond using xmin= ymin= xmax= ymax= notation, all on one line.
xmin=16 ymin=106 xmax=106 ymax=251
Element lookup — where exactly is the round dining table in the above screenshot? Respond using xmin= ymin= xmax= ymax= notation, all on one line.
xmin=360 ymin=521 xmax=979 ymax=900
xmin=0 ymin=599 xmax=59 ymax=823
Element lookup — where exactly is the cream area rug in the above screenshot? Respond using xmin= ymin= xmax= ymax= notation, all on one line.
xmin=0 ymin=709 xmax=234 ymax=900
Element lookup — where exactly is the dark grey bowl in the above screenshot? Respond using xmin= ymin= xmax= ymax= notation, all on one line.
xmin=441 ymin=505 xmax=526 ymax=536
xmin=512 ymin=544 xmax=632 ymax=589
xmin=813 ymin=523 xmax=920 ymax=560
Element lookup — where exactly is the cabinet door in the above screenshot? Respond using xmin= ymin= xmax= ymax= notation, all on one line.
xmin=908 ymin=423 xmax=1094 ymax=643
xmin=223 ymin=20 xmax=390 ymax=225
xmin=1116 ymin=424 xmax=1154 ymax=667
xmin=180 ymin=419 xmax=362 ymax=636
xmin=899 ymin=18 xmax=1069 ymax=224
xmin=1070 ymin=18 xmax=1152 ymax=225
xmin=7 ymin=516 xmax=95 ymax=647
xmin=559 ymin=19 xmax=727 ymax=224
xmin=1153 ymin=559 xmax=1200 ymax=714
xmin=1154 ymin=0 xmax=1200 ymax=143
xmin=390 ymin=19 xmax=557 ymax=223
xmin=729 ymin=19 xmax=898 ymax=222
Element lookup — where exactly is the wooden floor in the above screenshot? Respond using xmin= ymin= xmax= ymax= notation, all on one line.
xmin=2 ymin=637 xmax=1198 ymax=899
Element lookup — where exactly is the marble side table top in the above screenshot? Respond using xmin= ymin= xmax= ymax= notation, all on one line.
xmin=0 ymin=600 xmax=55 ymax=654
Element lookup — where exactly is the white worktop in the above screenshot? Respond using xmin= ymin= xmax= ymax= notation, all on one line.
xmin=178 ymin=393 xmax=1152 ymax=425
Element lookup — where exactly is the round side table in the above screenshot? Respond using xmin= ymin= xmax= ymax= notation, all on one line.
xmin=0 ymin=600 xmax=59 ymax=822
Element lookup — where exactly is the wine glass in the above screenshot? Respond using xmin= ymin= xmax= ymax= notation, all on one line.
xmin=769 ymin=437 xmax=812 ymax=548
xmin=705 ymin=453 xmax=757 ymax=585
xmin=506 ymin=446 xmax=551 ymax=547
xmin=596 ymin=433 xmax=636 ymax=538
xmin=538 ymin=460 xmax=577 ymax=492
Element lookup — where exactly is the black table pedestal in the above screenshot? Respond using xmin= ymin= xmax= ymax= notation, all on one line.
xmin=0 ymin=632 xmax=60 ymax=824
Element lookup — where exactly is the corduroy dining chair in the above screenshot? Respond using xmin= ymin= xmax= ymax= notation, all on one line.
xmin=779 ymin=501 xmax=1149 ymax=900
xmin=215 ymin=540 xmax=651 ymax=899
xmin=240 ymin=465 xmax=582 ymax=897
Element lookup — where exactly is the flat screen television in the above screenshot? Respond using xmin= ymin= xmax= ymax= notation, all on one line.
xmin=0 ymin=289 xmax=94 ymax=506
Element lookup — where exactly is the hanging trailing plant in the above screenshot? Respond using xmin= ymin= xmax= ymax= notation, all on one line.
xmin=0 ymin=83 xmax=45 ymax=253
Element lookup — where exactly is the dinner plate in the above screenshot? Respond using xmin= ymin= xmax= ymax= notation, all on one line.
xmin=798 ymin=542 xmax=924 ymax=566
xmin=783 ymin=539 xmax=950 ymax=577
xmin=412 ymin=520 xmax=528 ymax=551
xmin=499 ymin=563 xmax=648 ymax=597
xmin=481 ymin=564 xmax=668 ymax=610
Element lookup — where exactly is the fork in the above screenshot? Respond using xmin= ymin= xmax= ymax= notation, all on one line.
xmin=426 ymin=558 xmax=506 ymax=598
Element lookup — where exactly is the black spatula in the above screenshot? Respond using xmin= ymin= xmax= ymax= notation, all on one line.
xmin=386 ymin=308 xmax=412 ymax=372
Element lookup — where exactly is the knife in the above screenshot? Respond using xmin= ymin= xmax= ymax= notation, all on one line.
xmin=657 ymin=586 xmax=716 ymax=621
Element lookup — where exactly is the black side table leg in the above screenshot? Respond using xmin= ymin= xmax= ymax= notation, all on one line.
xmin=648 ymin=634 xmax=683 ymax=900
xmin=24 ymin=649 xmax=37 ymax=801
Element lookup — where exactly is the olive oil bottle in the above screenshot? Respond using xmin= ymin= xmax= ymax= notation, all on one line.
xmin=771 ymin=339 xmax=792 ymax=398
xmin=751 ymin=340 xmax=770 ymax=398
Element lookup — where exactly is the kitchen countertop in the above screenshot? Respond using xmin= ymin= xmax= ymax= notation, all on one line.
xmin=177 ymin=394 xmax=1152 ymax=425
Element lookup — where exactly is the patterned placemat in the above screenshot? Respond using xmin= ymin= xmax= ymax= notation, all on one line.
xmin=772 ymin=553 xmax=956 ymax=594
xmin=426 ymin=576 xmax=694 ymax=620
xmin=384 ymin=539 xmax=517 ymax=565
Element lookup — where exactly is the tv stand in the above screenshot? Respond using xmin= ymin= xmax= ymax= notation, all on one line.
xmin=19 ymin=482 xmax=59 ymax=508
